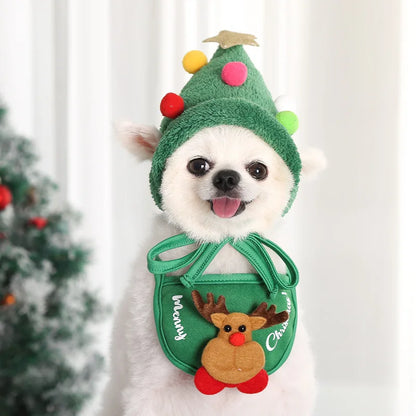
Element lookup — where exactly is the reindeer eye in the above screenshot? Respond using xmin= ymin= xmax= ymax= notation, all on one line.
xmin=246 ymin=162 xmax=268 ymax=180
xmin=238 ymin=325 xmax=246 ymax=332
xmin=224 ymin=325 xmax=232 ymax=332
xmin=187 ymin=158 xmax=211 ymax=176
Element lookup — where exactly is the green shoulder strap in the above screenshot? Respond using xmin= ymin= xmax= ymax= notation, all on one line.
xmin=180 ymin=238 xmax=232 ymax=288
xmin=231 ymin=234 xmax=298 ymax=297
xmin=147 ymin=233 xmax=206 ymax=275
xmin=147 ymin=233 xmax=299 ymax=298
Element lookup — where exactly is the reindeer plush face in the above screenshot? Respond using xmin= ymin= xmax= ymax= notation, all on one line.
xmin=191 ymin=290 xmax=290 ymax=387
xmin=160 ymin=125 xmax=293 ymax=241
xmin=210 ymin=312 xmax=267 ymax=345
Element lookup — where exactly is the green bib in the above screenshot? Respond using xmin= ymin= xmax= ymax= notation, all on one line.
xmin=147 ymin=233 xmax=299 ymax=376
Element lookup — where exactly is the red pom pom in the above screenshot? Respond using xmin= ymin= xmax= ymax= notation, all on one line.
xmin=0 ymin=184 xmax=12 ymax=211
xmin=160 ymin=93 xmax=185 ymax=118
xmin=28 ymin=217 xmax=48 ymax=230
xmin=229 ymin=332 xmax=245 ymax=346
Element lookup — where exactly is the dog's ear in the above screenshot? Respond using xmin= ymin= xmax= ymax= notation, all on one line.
xmin=116 ymin=122 xmax=161 ymax=160
xmin=299 ymin=147 xmax=327 ymax=180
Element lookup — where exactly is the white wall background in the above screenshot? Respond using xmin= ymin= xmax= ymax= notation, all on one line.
xmin=0 ymin=1 xmax=414 ymax=415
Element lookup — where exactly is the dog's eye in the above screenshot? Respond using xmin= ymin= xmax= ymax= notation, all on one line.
xmin=187 ymin=158 xmax=211 ymax=176
xmin=246 ymin=162 xmax=268 ymax=180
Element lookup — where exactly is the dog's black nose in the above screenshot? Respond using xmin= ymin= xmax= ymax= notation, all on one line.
xmin=213 ymin=170 xmax=241 ymax=192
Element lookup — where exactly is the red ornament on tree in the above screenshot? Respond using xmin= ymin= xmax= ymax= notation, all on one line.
xmin=28 ymin=217 xmax=48 ymax=230
xmin=0 ymin=184 xmax=12 ymax=211
xmin=1 ymin=293 xmax=16 ymax=306
xmin=160 ymin=93 xmax=185 ymax=118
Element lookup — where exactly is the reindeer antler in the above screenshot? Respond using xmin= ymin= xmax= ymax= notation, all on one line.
xmin=250 ymin=303 xmax=289 ymax=329
xmin=191 ymin=290 xmax=229 ymax=324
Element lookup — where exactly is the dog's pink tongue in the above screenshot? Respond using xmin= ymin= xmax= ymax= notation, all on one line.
xmin=212 ymin=197 xmax=241 ymax=218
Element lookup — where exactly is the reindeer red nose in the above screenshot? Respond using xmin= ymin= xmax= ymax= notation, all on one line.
xmin=229 ymin=332 xmax=245 ymax=346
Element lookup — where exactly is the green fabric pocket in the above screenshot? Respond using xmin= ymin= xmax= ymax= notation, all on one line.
xmin=148 ymin=233 xmax=299 ymax=376
xmin=153 ymin=272 xmax=297 ymax=375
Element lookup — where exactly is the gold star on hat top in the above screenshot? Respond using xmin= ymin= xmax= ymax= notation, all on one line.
xmin=203 ymin=30 xmax=259 ymax=49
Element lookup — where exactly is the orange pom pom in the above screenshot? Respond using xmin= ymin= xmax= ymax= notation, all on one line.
xmin=182 ymin=50 xmax=208 ymax=74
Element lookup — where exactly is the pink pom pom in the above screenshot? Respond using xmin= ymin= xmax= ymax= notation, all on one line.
xmin=221 ymin=62 xmax=248 ymax=87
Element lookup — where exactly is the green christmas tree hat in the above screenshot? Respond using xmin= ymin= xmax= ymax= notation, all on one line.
xmin=151 ymin=30 xmax=301 ymax=214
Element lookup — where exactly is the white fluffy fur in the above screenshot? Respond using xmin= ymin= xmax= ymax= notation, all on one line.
xmin=99 ymin=125 xmax=322 ymax=416
xmin=161 ymin=126 xmax=293 ymax=242
xmin=117 ymin=122 xmax=161 ymax=160
xmin=299 ymin=147 xmax=327 ymax=180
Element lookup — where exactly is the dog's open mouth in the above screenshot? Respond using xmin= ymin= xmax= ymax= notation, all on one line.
xmin=209 ymin=197 xmax=249 ymax=218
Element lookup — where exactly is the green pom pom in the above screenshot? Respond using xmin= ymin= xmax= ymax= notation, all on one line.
xmin=276 ymin=111 xmax=299 ymax=135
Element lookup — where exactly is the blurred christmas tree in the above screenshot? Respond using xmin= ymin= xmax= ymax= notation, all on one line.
xmin=0 ymin=102 xmax=107 ymax=415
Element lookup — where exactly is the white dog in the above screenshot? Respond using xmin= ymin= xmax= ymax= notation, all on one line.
xmin=99 ymin=32 xmax=325 ymax=416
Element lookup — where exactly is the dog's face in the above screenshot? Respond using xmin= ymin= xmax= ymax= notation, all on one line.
xmin=120 ymin=122 xmax=325 ymax=241
xmin=160 ymin=126 xmax=294 ymax=241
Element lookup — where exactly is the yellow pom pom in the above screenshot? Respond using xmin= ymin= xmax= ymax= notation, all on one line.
xmin=182 ymin=50 xmax=208 ymax=74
